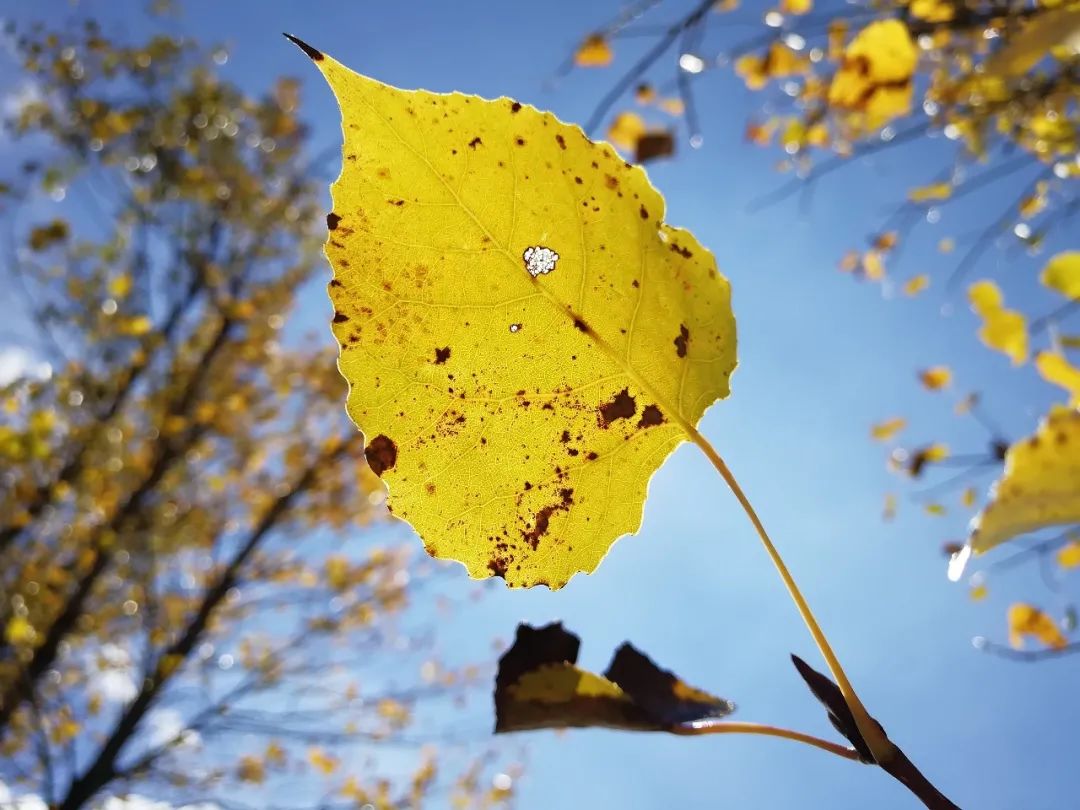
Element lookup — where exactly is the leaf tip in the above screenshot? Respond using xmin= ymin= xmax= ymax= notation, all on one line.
xmin=283 ymin=33 xmax=324 ymax=62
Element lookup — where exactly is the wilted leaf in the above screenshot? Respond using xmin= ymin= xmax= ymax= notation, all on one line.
xmin=1007 ymin=603 xmax=1067 ymax=650
xmin=968 ymin=407 xmax=1080 ymax=556
xmin=295 ymin=38 xmax=736 ymax=588
xmin=494 ymin=622 xmax=734 ymax=733
xmin=918 ymin=366 xmax=952 ymax=390
xmin=574 ymin=34 xmax=614 ymax=68
xmin=1041 ymin=252 xmax=1080 ymax=299
xmin=968 ymin=280 xmax=1028 ymax=365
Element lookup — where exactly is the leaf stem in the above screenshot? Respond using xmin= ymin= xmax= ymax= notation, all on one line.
xmin=685 ymin=424 xmax=894 ymax=765
xmin=670 ymin=720 xmax=861 ymax=761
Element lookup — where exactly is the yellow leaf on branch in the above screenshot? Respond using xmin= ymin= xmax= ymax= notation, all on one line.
xmin=968 ymin=407 xmax=1080 ymax=556
xmin=968 ymin=280 xmax=1028 ymax=365
xmin=1041 ymin=252 xmax=1080 ymax=299
xmin=296 ymin=39 xmax=737 ymax=589
xmin=1007 ymin=603 xmax=1067 ymax=650
xmin=574 ymin=34 xmax=613 ymax=68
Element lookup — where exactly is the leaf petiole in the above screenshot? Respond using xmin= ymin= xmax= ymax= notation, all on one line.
xmin=670 ymin=720 xmax=862 ymax=762
xmin=685 ymin=424 xmax=895 ymax=766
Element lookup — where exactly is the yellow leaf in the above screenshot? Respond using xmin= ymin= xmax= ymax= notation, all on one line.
xmin=919 ymin=366 xmax=952 ymax=390
xmin=5 ymin=615 xmax=36 ymax=645
xmin=938 ymin=237 xmax=955 ymax=254
xmin=781 ymin=0 xmax=812 ymax=14
xmin=634 ymin=83 xmax=655 ymax=104
xmin=574 ymin=35 xmax=613 ymax=68
xmin=903 ymin=274 xmax=929 ymax=297
xmin=968 ymin=280 xmax=1028 ymax=365
xmin=237 ymin=755 xmax=266 ymax=784
xmin=297 ymin=39 xmax=736 ymax=589
xmin=1057 ymin=540 xmax=1080 ymax=568
xmin=907 ymin=182 xmax=951 ymax=203
xmin=861 ymin=250 xmax=885 ymax=281
xmin=606 ymin=111 xmax=646 ymax=151
xmin=1036 ymin=352 xmax=1080 ymax=404
xmin=1007 ymin=603 xmax=1067 ymax=650
xmin=307 ymin=747 xmax=338 ymax=775
xmin=969 ymin=583 xmax=988 ymax=601
xmin=924 ymin=502 xmax=946 ymax=516
xmin=969 ymin=407 xmax=1080 ymax=556
xmin=870 ymin=417 xmax=906 ymax=441
xmin=828 ymin=20 xmax=917 ymax=128
xmin=658 ymin=97 xmax=684 ymax=116
xmin=1041 ymin=252 xmax=1080 ymax=299
xmin=119 ymin=315 xmax=153 ymax=336
xmin=108 ymin=274 xmax=133 ymax=298
xmin=910 ymin=0 xmax=954 ymax=23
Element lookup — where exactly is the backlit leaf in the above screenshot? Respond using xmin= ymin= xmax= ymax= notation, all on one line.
xmin=494 ymin=622 xmax=734 ymax=733
xmin=1036 ymin=352 xmax=1080 ymax=404
xmin=968 ymin=280 xmax=1028 ymax=365
xmin=902 ymin=274 xmax=929 ymax=297
xmin=907 ymin=183 xmax=951 ymax=203
xmin=606 ymin=110 xmax=646 ymax=151
xmin=1007 ymin=603 xmax=1067 ymax=650
xmin=983 ymin=8 xmax=1080 ymax=79
xmin=968 ymin=406 xmax=1080 ymax=556
xmin=297 ymin=39 xmax=737 ymax=588
xmin=828 ymin=20 xmax=917 ymax=129
xmin=1041 ymin=252 xmax=1080 ymax=299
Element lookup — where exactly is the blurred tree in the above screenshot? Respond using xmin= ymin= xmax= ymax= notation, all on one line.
xmin=564 ymin=1 xmax=1080 ymax=658
xmin=0 ymin=17 xmax=517 ymax=810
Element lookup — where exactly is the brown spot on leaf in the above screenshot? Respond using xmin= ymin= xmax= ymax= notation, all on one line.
xmin=434 ymin=346 xmax=451 ymax=364
xmin=488 ymin=558 xmax=508 ymax=578
xmin=555 ymin=134 xmax=566 ymax=150
xmin=364 ymin=435 xmax=397 ymax=476
xmin=670 ymin=242 xmax=692 ymax=259
xmin=522 ymin=488 xmax=574 ymax=551
xmin=674 ymin=324 xmax=689 ymax=358
xmin=333 ymin=312 xmax=349 ymax=324
xmin=511 ymin=101 xmax=522 ymax=113
xmin=638 ymin=405 xmax=664 ymax=428
xmin=586 ymin=451 xmax=598 ymax=461
xmin=469 ymin=136 xmax=482 ymax=149
xmin=639 ymin=204 xmax=649 ymax=220
xmin=326 ymin=212 xmax=341 ymax=230
xmin=599 ymin=388 xmax=637 ymax=426
xmin=515 ymin=136 xmax=526 ymax=146
xmin=573 ymin=318 xmax=589 ymax=333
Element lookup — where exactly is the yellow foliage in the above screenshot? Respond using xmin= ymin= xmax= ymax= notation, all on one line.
xmin=870 ymin=417 xmax=906 ymax=441
xmin=781 ymin=0 xmax=812 ymax=14
xmin=903 ymin=274 xmax=929 ymax=297
xmin=983 ymin=7 xmax=1080 ymax=79
xmin=828 ymin=20 xmax=917 ymax=129
xmin=909 ymin=0 xmax=955 ymax=23
xmin=307 ymin=747 xmax=339 ymax=775
xmin=574 ymin=35 xmax=613 ymax=68
xmin=1057 ymin=540 xmax=1080 ymax=569
xmin=970 ymin=407 xmax=1080 ymax=555
xmin=968 ymin=280 xmax=1028 ymax=365
xmin=1036 ymin=352 xmax=1080 ymax=404
xmin=237 ymin=755 xmax=266 ymax=784
xmin=306 ymin=43 xmax=737 ymax=588
xmin=919 ymin=366 xmax=952 ymax=390
xmin=969 ymin=583 xmax=988 ymax=601
xmin=1007 ymin=603 xmax=1067 ymax=650
xmin=606 ymin=111 xmax=645 ymax=151
xmin=5 ymin=615 xmax=37 ymax=645
xmin=907 ymin=183 xmax=951 ymax=203
xmin=1041 ymin=252 xmax=1080 ymax=299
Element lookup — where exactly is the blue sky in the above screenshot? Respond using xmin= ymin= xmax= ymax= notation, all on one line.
xmin=4 ymin=1 xmax=1079 ymax=808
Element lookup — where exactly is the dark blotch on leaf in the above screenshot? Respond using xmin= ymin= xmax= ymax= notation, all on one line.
xmin=469 ymin=136 xmax=482 ymax=149
xmin=674 ymin=324 xmax=689 ymax=358
xmin=573 ymin=318 xmax=589 ymax=333
xmin=599 ymin=388 xmax=636 ymax=426
xmin=434 ymin=346 xmax=451 ymax=364
xmin=605 ymin=643 xmax=734 ymax=725
xmin=364 ymin=434 xmax=398 ymax=477
xmin=283 ymin=33 xmax=323 ymax=61
xmin=326 ymin=212 xmax=341 ymax=230
xmin=511 ymin=101 xmax=522 ymax=113
xmin=638 ymin=405 xmax=663 ymax=428
xmin=522 ymin=488 xmax=573 ymax=550
xmin=639 ymin=204 xmax=649 ymax=220
xmin=555 ymin=134 xmax=566 ymax=150
xmin=333 ymin=312 xmax=349 ymax=324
